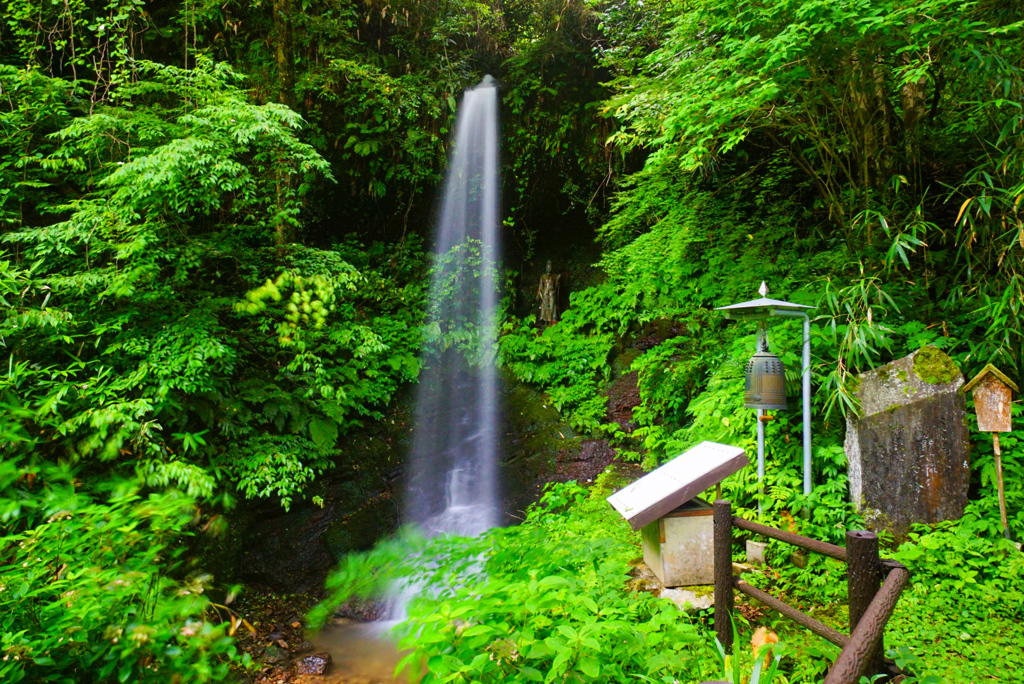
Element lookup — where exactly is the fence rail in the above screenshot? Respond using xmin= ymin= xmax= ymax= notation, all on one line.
xmin=711 ymin=499 xmax=909 ymax=684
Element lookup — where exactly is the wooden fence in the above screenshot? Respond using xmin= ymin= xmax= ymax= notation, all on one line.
xmin=710 ymin=499 xmax=910 ymax=684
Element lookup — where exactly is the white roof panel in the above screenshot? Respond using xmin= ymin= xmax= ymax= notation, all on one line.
xmin=607 ymin=441 xmax=748 ymax=530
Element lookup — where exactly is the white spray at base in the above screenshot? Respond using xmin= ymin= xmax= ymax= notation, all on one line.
xmin=384 ymin=76 xmax=501 ymax=624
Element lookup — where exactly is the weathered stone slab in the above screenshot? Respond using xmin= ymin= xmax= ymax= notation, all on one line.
xmin=661 ymin=588 xmax=714 ymax=612
xmin=845 ymin=346 xmax=969 ymax=538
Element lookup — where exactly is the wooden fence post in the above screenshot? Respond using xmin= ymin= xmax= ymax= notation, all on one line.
xmin=713 ymin=499 xmax=734 ymax=651
xmin=846 ymin=530 xmax=883 ymax=676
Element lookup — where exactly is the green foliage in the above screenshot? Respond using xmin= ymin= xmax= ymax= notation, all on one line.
xmin=224 ymin=241 xmax=425 ymax=509
xmin=0 ymin=57 xmax=426 ymax=511
xmin=500 ymin=179 xmax=822 ymax=440
xmin=500 ymin=314 xmax=616 ymax=433
xmin=237 ymin=266 xmax=351 ymax=347
xmin=876 ymin=502 xmax=1024 ymax=681
xmin=813 ymin=277 xmax=902 ymax=419
xmin=892 ymin=502 xmax=1024 ymax=609
xmin=501 ymin=0 xmax=613 ymax=236
xmin=0 ymin=461 xmax=244 ymax=683
xmin=608 ymin=0 xmax=1022 ymax=232
xmin=713 ymin=618 xmax=786 ymax=684
xmin=421 ymin=239 xmax=501 ymax=368
xmin=4 ymin=0 xmax=1024 ymax=680
xmin=315 ymin=478 xmax=719 ymax=684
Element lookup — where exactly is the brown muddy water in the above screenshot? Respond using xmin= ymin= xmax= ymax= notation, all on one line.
xmin=304 ymin=622 xmax=408 ymax=683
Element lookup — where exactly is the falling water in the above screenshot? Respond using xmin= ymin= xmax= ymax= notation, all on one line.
xmin=407 ymin=75 xmax=501 ymax=540
xmin=306 ymin=78 xmax=499 ymax=681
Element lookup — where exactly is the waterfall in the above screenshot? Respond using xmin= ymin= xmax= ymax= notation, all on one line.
xmin=315 ymin=79 xmax=494 ymax=674
xmin=406 ymin=75 xmax=501 ymax=540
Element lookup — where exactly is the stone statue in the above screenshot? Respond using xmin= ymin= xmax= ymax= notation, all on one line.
xmin=537 ymin=260 xmax=560 ymax=324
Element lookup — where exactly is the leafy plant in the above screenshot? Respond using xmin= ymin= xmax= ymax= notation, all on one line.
xmin=314 ymin=478 xmax=720 ymax=684
xmin=0 ymin=460 xmax=245 ymax=683
xmin=712 ymin=617 xmax=786 ymax=684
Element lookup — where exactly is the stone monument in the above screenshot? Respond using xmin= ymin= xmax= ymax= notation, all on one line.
xmin=845 ymin=345 xmax=969 ymax=538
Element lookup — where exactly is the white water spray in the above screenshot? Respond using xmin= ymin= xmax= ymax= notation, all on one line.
xmin=309 ymin=78 xmax=502 ymax=677
xmin=404 ymin=76 xmax=501 ymax=539
xmin=371 ymin=78 xmax=503 ymax=627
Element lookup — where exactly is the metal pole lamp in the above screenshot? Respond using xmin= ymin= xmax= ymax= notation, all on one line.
xmin=715 ymin=283 xmax=815 ymax=515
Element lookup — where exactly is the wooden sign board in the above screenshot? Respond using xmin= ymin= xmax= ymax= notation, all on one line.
xmin=973 ymin=374 xmax=1013 ymax=432
xmin=607 ymin=441 xmax=748 ymax=531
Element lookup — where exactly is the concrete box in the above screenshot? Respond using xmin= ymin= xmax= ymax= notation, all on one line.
xmin=746 ymin=540 xmax=768 ymax=566
xmin=640 ymin=498 xmax=714 ymax=587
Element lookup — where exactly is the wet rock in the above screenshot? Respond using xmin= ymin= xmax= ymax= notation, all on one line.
xmin=332 ymin=598 xmax=386 ymax=622
xmin=322 ymin=493 xmax=399 ymax=566
xmin=237 ymin=504 xmax=339 ymax=594
xmin=627 ymin=561 xmax=662 ymax=594
xmin=217 ymin=361 xmax=614 ymax=594
xmin=605 ymin=369 xmax=641 ymax=433
xmin=499 ymin=373 xmax=581 ymax=518
xmin=731 ymin=562 xmax=756 ymax=576
xmin=295 ymin=640 xmax=314 ymax=654
xmin=263 ymin=644 xmax=287 ymax=664
xmin=230 ymin=392 xmax=413 ymax=594
xmin=845 ymin=346 xmax=969 ymax=538
xmin=296 ymin=652 xmax=332 ymax=675
xmin=551 ymin=439 xmax=618 ymax=485
xmin=610 ymin=350 xmax=641 ymax=379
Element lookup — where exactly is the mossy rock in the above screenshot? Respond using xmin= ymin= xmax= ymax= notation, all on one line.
xmin=913 ymin=345 xmax=960 ymax=384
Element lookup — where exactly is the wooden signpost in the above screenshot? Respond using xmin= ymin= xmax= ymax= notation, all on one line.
xmin=962 ymin=364 xmax=1018 ymax=539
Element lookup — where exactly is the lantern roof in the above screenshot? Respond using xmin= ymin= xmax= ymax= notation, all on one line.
xmin=715 ymin=282 xmax=814 ymax=320
xmin=962 ymin=363 xmax=1019 ymax=394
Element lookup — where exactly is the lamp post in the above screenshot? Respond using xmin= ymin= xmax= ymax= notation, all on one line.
xmin=715 ymin=283 xmax=815 ymax=514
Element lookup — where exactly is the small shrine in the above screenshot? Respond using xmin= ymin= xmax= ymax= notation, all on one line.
xmin=607 ymin=442 xmax=749 ymax=587
xmin=962 ymin=364 xmax=1019 ymax=538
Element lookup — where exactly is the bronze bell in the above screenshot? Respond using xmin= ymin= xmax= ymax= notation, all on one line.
xmin=744 ymin=350 xmax=787 ymax=410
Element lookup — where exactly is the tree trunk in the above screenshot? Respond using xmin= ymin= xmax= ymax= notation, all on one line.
xmin=271 ymin=0 xmax=296 ymax=246
xmin=272 ymin=0 xmax=296 ymax=108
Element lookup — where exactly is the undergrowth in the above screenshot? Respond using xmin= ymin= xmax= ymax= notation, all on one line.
xmin=312 ymin=468 xmax=1024 ymax=683
xmin=312 ymin=474 xmax=721 ymax=683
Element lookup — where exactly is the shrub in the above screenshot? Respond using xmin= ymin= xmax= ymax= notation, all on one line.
xmin=0 ymin=461 xmax=244 ymax=683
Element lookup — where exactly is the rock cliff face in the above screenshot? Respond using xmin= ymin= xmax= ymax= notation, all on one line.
xmin=211 ymin=389 xmax=413 ymax=595
xmin=211 ymin=372 xmax=616 ymax=595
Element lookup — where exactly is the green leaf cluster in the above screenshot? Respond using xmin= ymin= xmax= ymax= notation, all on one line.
xmin=315 ymin=477 xmax=720 ymax=684
xmin=0 ymin=461 xmax=244 ymax=683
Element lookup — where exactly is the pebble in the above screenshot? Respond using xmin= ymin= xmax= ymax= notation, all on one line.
xmin=263 ymin=644 xmax=287 ymax=664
